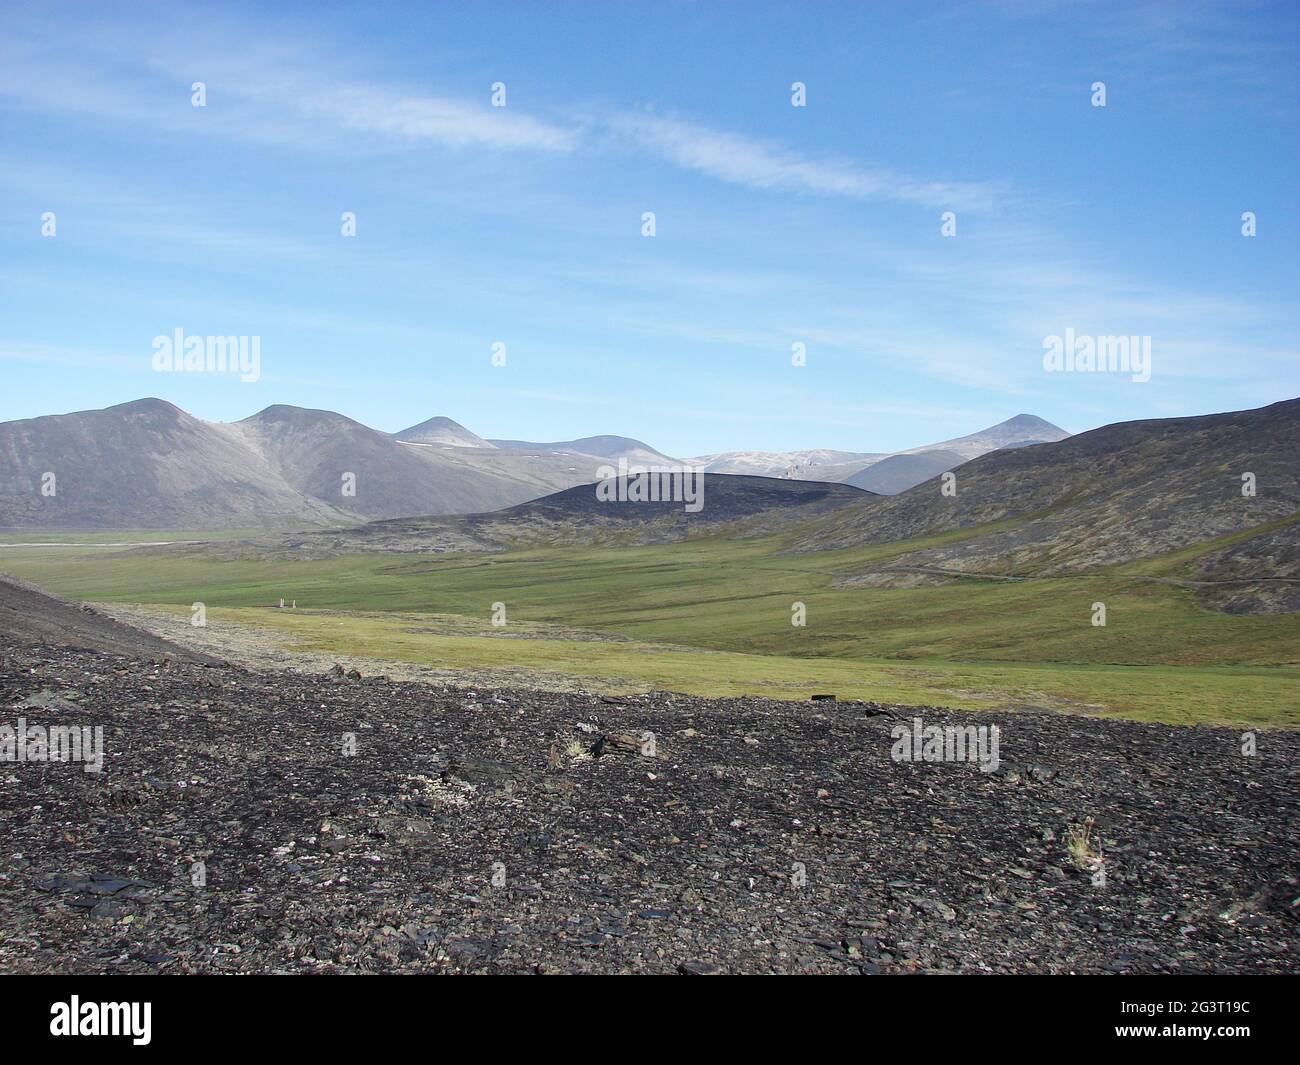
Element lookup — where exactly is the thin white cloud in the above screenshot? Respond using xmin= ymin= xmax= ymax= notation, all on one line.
xmin=0 ymin=12 xmax=993 ymax=207
xmin=0 ymin=10 xmax=578 ymax=156
xmin=611 ymin=113 xmax=1000 ymax=212
xmin=323 ymin=85 xmax=577 ymax=152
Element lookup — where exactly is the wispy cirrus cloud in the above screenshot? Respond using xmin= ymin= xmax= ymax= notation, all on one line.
xmin=0 ymin=11 xmax=990 ymax=209
xmin=0 ymin=44 xmax=579 ymax=156
xmin=609 ymin=113 xmax=1001 ymax=212
xmin=324 ymin=84 xmax=578 ymax=152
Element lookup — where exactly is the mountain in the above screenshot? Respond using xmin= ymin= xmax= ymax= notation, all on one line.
xmin=687 ymin=414 xmax=1070 ymax=488
xmin=489 ymin=435 xmax=677 ymax=465
xmin=8 ymin=398 xmax=1279 ymax=566
xmin=271 ymin=399 xmax=1299 ymax=619
xmin=394 ymin=416 xmax=496 ymax=449
xmin=287 ymin=475 xmax=873 ymax=554
xmin=0 ymin=399 xmax=776 ymax=530
xmin=843 ymin=449 xmax=966 ymax=494
xmin=0 ymin=398 xmax=350 ymax=529
xmin=791 ymin=399 xmax=1300 ymax=586
xmin=0 ymin=400 xmax=605 ymax=529
xmin=466 ymin=472 xmax=867 ymax=528
xmin=690 ymin=449 xmax=882 ymax=478
xmin=233 ymin=405 xmax=534 ymax=519
xmin=901 ymin=413 xmax=1070 ymax=461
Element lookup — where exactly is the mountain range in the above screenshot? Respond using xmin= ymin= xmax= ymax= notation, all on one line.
xmin=688 ymin=413 xmax=1069 ymax=485
xmin=273 ymin=397 xmax=1300 ymax=614
xmin=0 ymin=401 xmax=1065 ymax=530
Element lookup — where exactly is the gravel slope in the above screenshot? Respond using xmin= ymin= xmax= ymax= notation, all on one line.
xmin=1 ymin=641 xmax=1294 ymax=974
xmin=0 ymin=574 xmax=211 ymax=661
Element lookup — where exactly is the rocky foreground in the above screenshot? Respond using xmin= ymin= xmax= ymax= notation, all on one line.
xmin=1 ymin=641 xmax=1296 ymax=974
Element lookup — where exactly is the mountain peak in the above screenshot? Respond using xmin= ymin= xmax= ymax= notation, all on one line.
xmin=106 ymin=397 xmax=185 ymax=417
xmin=1001 ymin=413 xmax=1067 ymax=432
xmin=913 ymin=414 xmax=1070 ymax=456
xmin=242 ymin=404 xmax=359 ymax=426
xmin=489 ymin=434 xmax=677 ymax=464
xmin=394 ymin=416 xmax=495 ymax=449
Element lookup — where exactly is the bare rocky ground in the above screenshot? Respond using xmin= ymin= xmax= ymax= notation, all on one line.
xmin=2 ymin=637 xmax=1296 ymax=974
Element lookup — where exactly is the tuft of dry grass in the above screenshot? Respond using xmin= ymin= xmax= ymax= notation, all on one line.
xmin=548 ymin=737 xmax=592 ymax=770
xmin=1064 ymin=816 xmax=1104 ymax=873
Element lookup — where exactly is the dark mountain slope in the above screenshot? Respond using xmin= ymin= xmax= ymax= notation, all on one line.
xmin=289 ymin=475 xmax=873 ymax=554
xmin=793 ymin=398 xmax=1300 ymax=576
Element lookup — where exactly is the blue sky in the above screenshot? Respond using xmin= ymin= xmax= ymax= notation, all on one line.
xmin=1 ymin=0 xmax=1297 ymax=455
